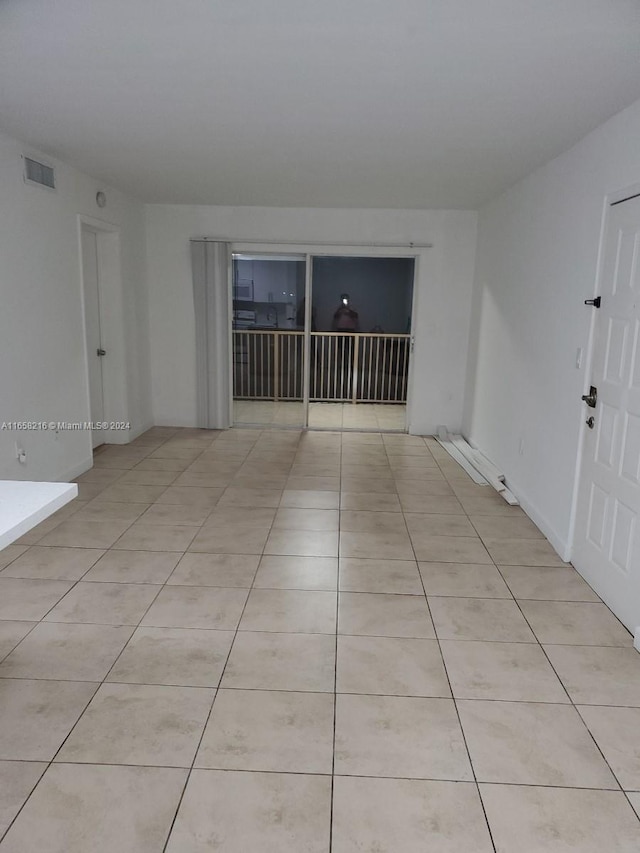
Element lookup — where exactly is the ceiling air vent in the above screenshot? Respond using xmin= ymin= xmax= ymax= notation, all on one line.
xmin=23 ymin=156 xmax=56 ymax=189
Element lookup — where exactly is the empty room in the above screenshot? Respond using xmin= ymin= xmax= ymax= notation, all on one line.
xmin=1 ymin=1 xmax=640 ymax=851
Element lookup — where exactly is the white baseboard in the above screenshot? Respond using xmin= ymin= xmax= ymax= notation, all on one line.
xmin=514 ymin=490 xmax=571 ymax=563
xmin=152 ymin=417 xmax=197 ymax=428
xmin=102 ymin=420 xmax=154 ymax=446
xmin=462 ymin=435 xmax=571 ymax=564
xmin=57 ymin=421 xmax=153 ymax=482
xmin=126 ymin=420 xmax=154 ymax=441
xmin=58 ymin=456 xmax=94 ymax=483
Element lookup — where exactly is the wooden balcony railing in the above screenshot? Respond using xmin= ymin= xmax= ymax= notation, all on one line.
xmin=233 ymin=331 xmax=410 ymax=403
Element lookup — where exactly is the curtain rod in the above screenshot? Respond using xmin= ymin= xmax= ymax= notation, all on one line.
xmin=191 ymin=237 xmax=433 ymax=249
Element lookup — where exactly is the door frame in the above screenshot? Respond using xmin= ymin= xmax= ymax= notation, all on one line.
xmin=568 ymin=181 xmax=640 ymax=563
xmin=80 ymin=227 xmax=106 ymax=448
xmin=227 ymin=241 xmax=421 ymax=431
xmin=77 ymin=215 xmax=130 ymax=452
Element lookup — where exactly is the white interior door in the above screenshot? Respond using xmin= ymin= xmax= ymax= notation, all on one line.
xmin=81 ymin=228 xmax=105 ymax=448
xmin=573 ymin=194 xmax=640 ymax=634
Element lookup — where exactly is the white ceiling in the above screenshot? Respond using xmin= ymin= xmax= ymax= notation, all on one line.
xmin=1 ymin=0 xmax=639 ymax=208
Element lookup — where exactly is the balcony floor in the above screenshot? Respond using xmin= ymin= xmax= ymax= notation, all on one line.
xmin=233 ymin=401 xmax=406 ymax=431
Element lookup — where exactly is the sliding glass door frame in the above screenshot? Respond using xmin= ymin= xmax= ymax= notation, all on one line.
xmin=228 ymin=242 xmax=421 ymax=432
xmin=302 ymin=252 xmax=313 ymax=429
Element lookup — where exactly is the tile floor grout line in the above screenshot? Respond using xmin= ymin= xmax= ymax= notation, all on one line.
xmin=0 ymin=763 xmax=49 ymax=846
xmin=156 ymin=431 xmax=262 ymax=853
xmin=432 ymin=443 xmax=637 ymax=805
xmin=509 ymin=594 xmax=594 ymax=703
xmin=5 ymin=671 xmax=640 ymax=708
xmin=3 ymin=426 xmax=640 ymax=847
xmin=32 ymin=561 xmax=173 ymax=770
xmin=427 ymin=442 xmax=514 ymax=852
xmin=0 ymin=619 xmax=43 ymax=667
xmin=572 ymin=704 xmax=639 ymax=797
xmin=0 ymin=680 xmax=101 ymax=845
xmin=161 ymin=435 xmax=291 ymax=852
xmin=0 ymin=457 xmax=195 ymax=845
xmin=406 ymin=457 xmax=499 ymax=853
xmin=327 ymin=431 xmax=344 ymax=853
xmin=0 ymin=754 xmax=638 ymax=791
xmin=508 ymin=591 xmax=632 ymax=796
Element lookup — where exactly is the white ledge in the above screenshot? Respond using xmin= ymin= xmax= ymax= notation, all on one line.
xmin=0 ymin=480 xmax=78 ymax=549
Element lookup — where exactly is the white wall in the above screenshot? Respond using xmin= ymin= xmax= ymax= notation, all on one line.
xmin=145 ymin=205 xmax=477 ymax=434
xmin=0 ymin=129 xmax=152 ymax=482
xmin=464 ymin=97 xmax=640 ymax=559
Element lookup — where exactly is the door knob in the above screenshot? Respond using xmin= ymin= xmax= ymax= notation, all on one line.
xmin=581 ymin=385 xmax=597 ymax=408
xmin=586 ymin=416 xmax=595 ymax=429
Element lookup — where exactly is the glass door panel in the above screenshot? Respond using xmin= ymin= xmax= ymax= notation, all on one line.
xmin=232 ymin=254 xmax=307 ymax=428
xmin=308 ymin=256 xmax=414 ymax=431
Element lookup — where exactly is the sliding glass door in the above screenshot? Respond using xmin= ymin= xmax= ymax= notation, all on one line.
xmin=231 ymin=251 xmax=415 ymax=432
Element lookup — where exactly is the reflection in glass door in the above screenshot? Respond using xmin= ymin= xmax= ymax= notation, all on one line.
xmin=232 ymin=254 xmax=307 ymax=427
xmin=307 ymin=256 xmax=414 ymax=431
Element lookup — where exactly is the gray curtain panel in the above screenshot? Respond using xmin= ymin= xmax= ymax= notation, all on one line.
xmin=190 ymin=239 xmax=231 ymax=429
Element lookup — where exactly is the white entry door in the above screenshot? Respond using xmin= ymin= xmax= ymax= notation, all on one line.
xmin=81 ymin=228 xmax=105 ymax=448
xmin=573 ymin=194 xmax=640 ymax=634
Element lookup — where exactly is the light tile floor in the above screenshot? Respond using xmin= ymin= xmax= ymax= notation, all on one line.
xmin=234 ymin=400 xmax=406 ymax=430
xmin=0 ymin=426 xmax=639 ymax=851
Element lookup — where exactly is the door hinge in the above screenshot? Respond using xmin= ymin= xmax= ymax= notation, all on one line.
xmin=584 ymin=296 xmax=601 ymax=308
xmin=96 ymin=348 xmax=106 ymax=357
